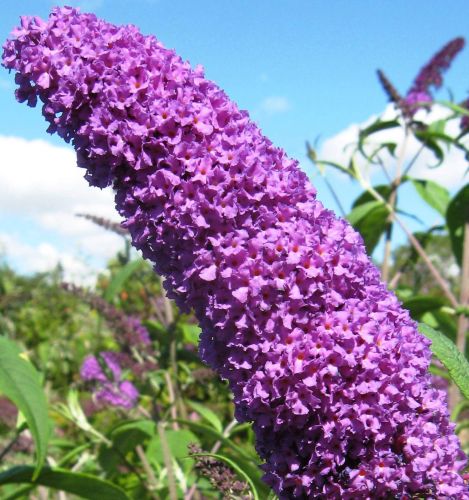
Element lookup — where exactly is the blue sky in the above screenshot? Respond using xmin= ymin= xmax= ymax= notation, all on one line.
xmin=0 ymin=0 xmax=468 ymax=281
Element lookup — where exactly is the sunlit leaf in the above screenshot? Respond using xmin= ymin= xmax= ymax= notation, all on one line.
xmin=0 ymin=466 xmax=129 ymax=500
xmin=187 ymin=400 xmax=223 ymax=433
xmin=446 ymin=183 xmax=469 ymax=266
xmin=419 ymin=323 xmax=469 ymax=400
xmin=410 ymin=179 xmax=450 ymax=216
xmin=0 ymin=337 xmax=50 ymax=478
xmin=104 ymin=259 xmax=143 ymax=302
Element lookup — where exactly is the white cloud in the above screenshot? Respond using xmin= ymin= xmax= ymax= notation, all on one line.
xmin=318 ymin=104 xmax=469 ymax=189
xmin=0 ymin=136 xmax=124 ymax=282
xmin=0 ymin=233 xmax=97 ymax=286
xmin=260 ymin=96 xmax=291 ymax=114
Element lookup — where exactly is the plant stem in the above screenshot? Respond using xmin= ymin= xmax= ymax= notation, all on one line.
xmin=323 ymin=176 xmax=347 ymax=217
xmin=362 ymin=183 xmax=459 ymax=308
xmin=135 ymin=444 xmax=161 ymax=499
xmin=0 ymin=430 xmax=21 ymax=463
xmin=381 ymin=128 xmax=409 ymax=283
xmin=165 ymin=370 xmax=179 ymax=430
xmin=161 ymin=281 xmax=188 ymax=425
xmin=158 ymin=422 xmax=178 ymax=500
xmin=392 ymin=215 xmax=459 ymax=308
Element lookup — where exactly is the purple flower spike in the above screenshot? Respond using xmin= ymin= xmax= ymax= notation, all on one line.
xmin=3 ymin=8 xmax=468 ymax=497
xmin=402 ymin=37 xmax=465 ymax=116
xmin=461 ymin=98 xmax=469 ymax=131
xmin=80 ymin=352 xmax=138 ymax=409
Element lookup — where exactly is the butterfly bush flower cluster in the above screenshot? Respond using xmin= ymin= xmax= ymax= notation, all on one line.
xmin=401 ymin=37 xmax=465 ymax=117
xmin=61 ymin=283 xmax=156 ymax=407
xmin=3 ymin=8 xmax=468 ymax=497
xmin=81 ymin=351 xmax=139 ymax=409
xmin=461 ymin=97 xmax=469 ymax=131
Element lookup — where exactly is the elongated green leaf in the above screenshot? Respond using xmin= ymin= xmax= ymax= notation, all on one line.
xmin=357 ymin=119 xmax=399 ymax=158
xmin=351 ymin=185 xmax=392 ymax=207
xmin=104 ymin=259 xmax=143 ymax=302
xmin=427 ymin=119 xmax=447 ymax=135
xmin=446 ymin=183 xmax=469 ymax=266
xmin=2 ymin=443 xmax=94 ymax=500
xmin=347 ymin=200 xmax=383 ymax=225
xmin=0 ymin=337 xmax=49 ymax=477
xmin=314 ymin=160 xmax=355 ymax=179
xmin=438 ymin=100 xmax=469 ymax=117
xmin=187 ymin=400 xmax=223 ymax=433
xmin=359 ymin=119 xmax=400 ymax=141
xmin=99 ymin=420 xmax=155 ymax=477
xmin=419 ymin=323 xmax=469 ymax=400
xmin=190 ymin=452 xmax=260 ymax=500
xmin=0 ymin=466 xmax=129 ymax=500
xmin=146 ymin=429 xmax=199 ymax=473
xmin=347 ymin=200 xmax=388 ymax=254
xmin=180 ymin=324 xmax=201 ymax=345
xmin=411 ymin=179 xmax=450 ymax=216
xmin=110 ymin=419 xmax=156 ymax=438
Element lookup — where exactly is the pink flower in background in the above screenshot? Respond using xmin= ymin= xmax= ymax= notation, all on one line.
xmin=81 ymin=352 xmax=139 ymax=409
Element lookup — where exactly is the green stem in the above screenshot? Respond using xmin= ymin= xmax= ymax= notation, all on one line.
xmin=381 ymin=128 xmax=409 ymax=283
xmin=135 ymin=444 xmax=161 ymax=500
xmin=158 ymin=422 xmax=178 ymax=500
xmin=358 ymin=180 xmax=459 ymax=308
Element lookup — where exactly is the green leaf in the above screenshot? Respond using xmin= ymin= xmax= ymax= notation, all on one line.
xmin=186 ymin=400 xmax=223 ymax=433
xmin=351 ymin=185 xmax=392 ymax=207
xmin=180 ymin=324 xmax=201 ymax=345
xmin=314 ymin=160 xmax=355 ymax=179
xmin=427 ymin=119 xmax=447 ymax=135
xmin=99 ymin=420 xmax=155 ymax=477
xmin=144 ymin=319 xmax=168 ymax=343
xmin=0 ymin=466 xmax=129 ymax=500
xmin=348 ymin=200 xmax=382 ymax=225
xmin=446 ymin=183 xmax=469 ymax=267
xmin=359 ymin=119 xmax=400 ymax=141
xmin=414 ymin=129 xmax=445 ymax=166
xmin=411 ymin=179 xmax=450 ymax=216
xmin=347 ymin=200 xmax=388 ymax=254
xmin=110 ymin=419 xmax=156 ymax=438
xmin=146 ymin=429 xmax=198 ymax=472
xmin=438 ymin=100 xmax=469 ymax=117
xmin=0 ymin=337 xmax=50 ymax=477
xmin=358 ymin=119 xmax=400 ymax=158
xmin=402 ymin=296 xmax=447 ymax=320
xmin=419 ymin=323 xmax=469 ymax=400
xmin=189 ymin=452 xmax=260 ymax=500
xmin=104 ymin=259 xmax=143 ymax=302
